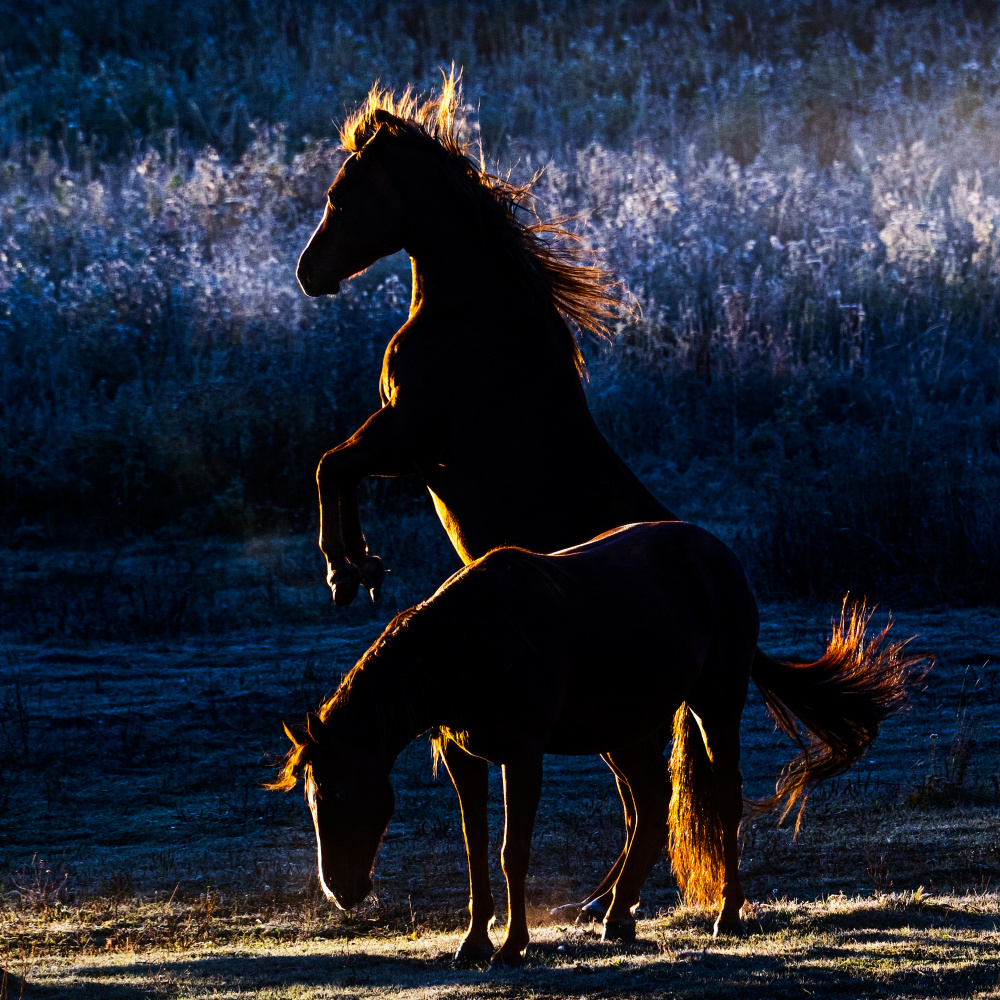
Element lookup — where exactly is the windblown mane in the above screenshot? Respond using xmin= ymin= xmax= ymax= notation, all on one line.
xmin=342 ymin=70 xmax=623 ymax=373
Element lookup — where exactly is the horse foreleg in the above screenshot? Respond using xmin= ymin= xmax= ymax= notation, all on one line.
xmin=318 ymin=480 xmax=364 ymax=606
xmin=494 ymin=752 xmax=544 ymax=967
xmin=440 ymin=742 xmax=495 ymax=965
xmin=316 ymin=404 xmax=413 ymax=605
xmin=601 ymin=740 xmax=670 ymax=943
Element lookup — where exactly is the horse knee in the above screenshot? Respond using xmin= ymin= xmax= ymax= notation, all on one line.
xmin=500 ymin=846 xmax=526 ymax=881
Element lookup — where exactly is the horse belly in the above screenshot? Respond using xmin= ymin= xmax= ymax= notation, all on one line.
xmin=421 ymin=426 xmax=664 ymax=562
xmin=544 ymin=693 xmax=682 ymax=755
xmin=427 ymin=486 xmax=476 ymax=563
xmin=543 ymin=584 xmax=711 ymax=754
xmin=544 ymin=658 xmax=695 ymax=755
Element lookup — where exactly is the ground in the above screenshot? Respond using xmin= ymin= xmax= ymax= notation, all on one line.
xmin=2 ymin=592 xmax=1000 ymax=998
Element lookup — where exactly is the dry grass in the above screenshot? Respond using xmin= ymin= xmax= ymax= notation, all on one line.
xmin=6 ymin=894 xmax=1000 ymax=998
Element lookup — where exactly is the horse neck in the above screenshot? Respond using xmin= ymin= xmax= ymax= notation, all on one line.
xmin=403 ymin=200 xmax=549 ymax=319
xmin=406 ymin=236 xmax=497 ymax=314
xmin=336 ymin=640 xmax=452 ymax=767
xmin=406 ymin=242 xmax=581 ymax=374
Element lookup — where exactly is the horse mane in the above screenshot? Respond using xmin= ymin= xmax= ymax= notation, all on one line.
xmin=267 ymin=605 xmax=426 ymax=790
xmin=341 ymin=70 xmax=624 ymax=374
xmin=268 ymin=549 xmax=572 ymax=791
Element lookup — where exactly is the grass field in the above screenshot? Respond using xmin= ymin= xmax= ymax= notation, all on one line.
xmin=3 ymin=594 xmax=1000 ymax=996
xmin=11 ymin=896 xmax=1000 ymax=999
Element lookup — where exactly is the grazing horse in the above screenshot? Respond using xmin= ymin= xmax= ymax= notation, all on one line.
xmin=270 ymin=521 xmax=915 ymax=966
xmin=297 ymin=74 xmax=673 ymax=917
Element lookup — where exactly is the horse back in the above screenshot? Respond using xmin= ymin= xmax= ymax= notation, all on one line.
xmin=451 ymin=523 xmax=758 ymax=756
xmin=551 ymin=524 xmax=757 ymax=738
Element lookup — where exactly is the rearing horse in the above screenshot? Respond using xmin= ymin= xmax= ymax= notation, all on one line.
xmin=296 ymin=76 xmax=674 ymax=918
xmin=296 ymin=75 xmax=673 ymax=607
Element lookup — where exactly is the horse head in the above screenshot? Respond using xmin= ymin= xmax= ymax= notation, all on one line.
xmin=296 ymin=111 xmax=410 ymax=297
xmin=280 ymin=711 xmax=395 ymax=908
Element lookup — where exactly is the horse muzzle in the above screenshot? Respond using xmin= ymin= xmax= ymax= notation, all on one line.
xmin=296 ymin=262 xmax=340 ymax=298
xmin=322 ymin=873 xmax=373 ymax=910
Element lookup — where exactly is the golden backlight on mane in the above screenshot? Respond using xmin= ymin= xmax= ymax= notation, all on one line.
xmin=339 ymin=70 xmax=623 ymax=357
xmin=267 ymin=610 xmax=424 ymax=792
xmin=341 ymin=67 xmax=466 ymax=156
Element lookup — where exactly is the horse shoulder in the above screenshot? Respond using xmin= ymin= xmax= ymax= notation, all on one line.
xmin=381 ymin=314 xmax=460 ymax=395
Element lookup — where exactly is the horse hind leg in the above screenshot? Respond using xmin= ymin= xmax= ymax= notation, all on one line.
xmin=553 ymin=724 xmax=672 ymax=922
xmin=600 ymin=739 xmax=671 ymax=942
xmin=550 ymin=755 xmax=635 ymax=922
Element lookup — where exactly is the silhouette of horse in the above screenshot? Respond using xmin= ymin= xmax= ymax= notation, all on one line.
xmin=271 ymin=521 xmax=916 ymax=966
xmin=296 ymin=72 xmax=672 ymax=608
xmin=296 ymin=73 xmax=674 ymax=918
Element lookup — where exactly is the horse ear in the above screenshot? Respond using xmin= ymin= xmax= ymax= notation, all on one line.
xmin=360 ymin=122 xmax=392 ymax=155
xmin=283 ymin=720 xmax=309 ymax=747
xmin=306 ymin=712 xmax=326 ymax=742
xmin=372 ymin=108 xmax=397 ymax=126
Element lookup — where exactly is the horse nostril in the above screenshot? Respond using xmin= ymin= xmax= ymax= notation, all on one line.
xmin=296 ymin=265 xmax=314 ymax=296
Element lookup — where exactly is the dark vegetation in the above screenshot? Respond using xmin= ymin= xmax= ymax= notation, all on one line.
xmin=1 ymin=0 xmax=998 ymax=639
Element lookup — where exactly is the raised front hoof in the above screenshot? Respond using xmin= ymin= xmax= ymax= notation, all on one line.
xmin=330 ymin=564 xmax=362 ymax=606
xmin=549 ymin=900 xmax=586 ymax=918
xmin=454 ymin=939 xmax=494 ymax=966
xmin=601 ymin=918 xmax=636 ymax=944
xmin=359 ymin=556 xmax=387 ymax=602
xmin=713 ymin=917 xmax=745 ymax=938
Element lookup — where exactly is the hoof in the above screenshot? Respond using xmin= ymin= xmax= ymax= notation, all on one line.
xmin=713 ymin=917 xmax=745 ymax=938
xmin=601 ymin=918 xmax=636 ymax=944
xmin=330 ymin=564 xmax=362 ymax=606
xmin=489 ymin=947 xmax=525 ymax=969
xmin=578 ymin=898 xmax=609 ymax=923
xmin=549 ymin=900 xmax=585 ymax=918
xmin=360 ymin=556 xmax=386 ymax=602
xmin=454 ymin=939 xmax=494 ymax=966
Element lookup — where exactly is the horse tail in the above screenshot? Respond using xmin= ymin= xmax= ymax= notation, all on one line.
xmin=668 ymin=702 xmax=726 ymax=909
xmin=751 ymin=600 xmax=921 ymax=830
